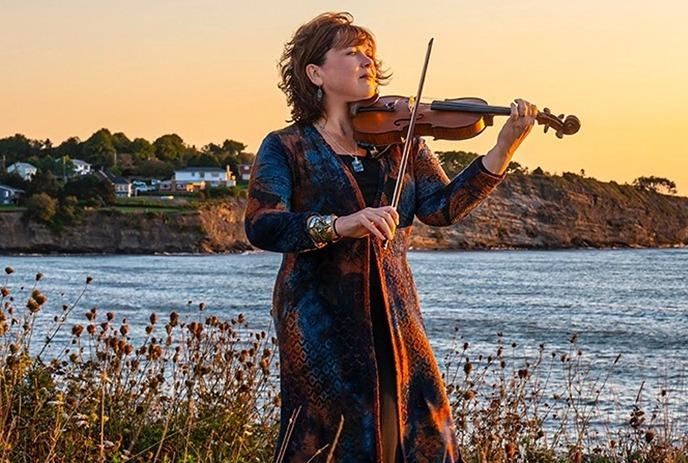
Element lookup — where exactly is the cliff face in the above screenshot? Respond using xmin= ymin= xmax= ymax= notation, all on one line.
xmin=409 ymin=173 xmax=688 ymax=250
xmin=0 ymin=198 xmax=249 ymax=254
xmin=1 ymin=176 xmax=687 ymax=254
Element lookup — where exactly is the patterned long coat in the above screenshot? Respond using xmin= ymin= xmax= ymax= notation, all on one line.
xmin=244 ymin=122 xmax=506 ymax=463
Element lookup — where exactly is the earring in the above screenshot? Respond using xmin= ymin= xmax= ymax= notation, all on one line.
xmin=316 ymin=86 xmax=323 ymax=102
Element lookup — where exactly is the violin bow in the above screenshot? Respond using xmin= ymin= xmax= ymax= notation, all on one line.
xmin=383 ymin=37 xmax=434 ymax=250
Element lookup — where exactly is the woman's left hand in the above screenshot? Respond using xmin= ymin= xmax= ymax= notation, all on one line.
xmin=496 ymin=98 xmax=538 ymax=156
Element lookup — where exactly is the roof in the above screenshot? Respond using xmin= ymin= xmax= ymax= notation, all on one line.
xmin=176 ymin=167 xmax=227 ymax=173
xmin=8 ymin=162 xmax=36 ymax=170
xmin=96 ymin=170 xmax=129 ymax=185
xmin=0 ymin=184 xmax=25 ymax=193
xmin=72 ymin=159 xmax=91 ymax=166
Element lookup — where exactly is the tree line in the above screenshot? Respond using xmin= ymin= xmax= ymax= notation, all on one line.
xmin=0 ymin=129 xmax=254 ymax=180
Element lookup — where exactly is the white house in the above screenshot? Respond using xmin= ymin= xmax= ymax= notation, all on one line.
xmin=0 ymin=184 xmax=24 ymax=205
xmin=6 ymin=162 xmax=37 ymax=181
xmin=238 ymin=164 xmax=252 ymax=181
xmin=71 ymin=159 xmax=92 ymax=176
xmin=95 ymin=170 xmax=132 ymax=198
xmin=173 ymin=166 xmax=236 ymax=190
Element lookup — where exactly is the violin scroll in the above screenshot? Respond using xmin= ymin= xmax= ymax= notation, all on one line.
xmin=539 ymin=107 xmax=581 ymax=139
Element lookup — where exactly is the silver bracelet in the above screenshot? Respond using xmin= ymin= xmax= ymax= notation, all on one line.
xmin=306 ymin=214 xmax=340 ymax=246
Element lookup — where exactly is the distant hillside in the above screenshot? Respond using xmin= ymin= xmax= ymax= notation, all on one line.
xmin=1 ymin=172 xmax=687 ymax=254
xmin=410 ymin=171 xmax=688 ymax=250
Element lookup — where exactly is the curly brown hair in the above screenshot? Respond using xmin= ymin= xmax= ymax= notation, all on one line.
xmin=277 ymin=12 xmax=391 ymax=126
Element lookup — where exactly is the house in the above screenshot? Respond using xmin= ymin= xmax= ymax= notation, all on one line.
xmin=6 ymin=162 xmax=37 ymax=181
xmin=238 ymin=163 xmax=252 ymax=181
xmin=95 ymin=170 xmax=132 ymax=198
xmin=0 ymin=184 xmax=25 ymax=205
xmin=71 ymin=159 xmax=92 ymax=176
xmin=171 ymin=165 xmax=236 ymax=191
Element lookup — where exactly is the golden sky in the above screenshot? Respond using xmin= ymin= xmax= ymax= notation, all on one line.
xmin=2 ymin=0 xmax=687 ymax=194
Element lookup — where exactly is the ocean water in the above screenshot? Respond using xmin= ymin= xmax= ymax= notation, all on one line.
xmin=2 ymin=248 xmax=686 ymax=435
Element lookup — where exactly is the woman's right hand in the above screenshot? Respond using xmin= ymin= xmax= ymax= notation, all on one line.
xmin=333 ymin=206 xmax=400 ymax=241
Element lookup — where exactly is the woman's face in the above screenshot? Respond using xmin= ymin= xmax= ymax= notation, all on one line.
xmin=314 ymin=42 xmax=377 ymax=103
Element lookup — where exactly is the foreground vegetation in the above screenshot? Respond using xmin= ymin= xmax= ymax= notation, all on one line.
xmin=0 ymin=267 xmax=685 ymax=462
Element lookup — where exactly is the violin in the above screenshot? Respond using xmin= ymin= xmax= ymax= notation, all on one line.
xmin=358 ymin=38 xmax=580 ymax=250
xmin=352 ymin=95 xmax=580 ymax=146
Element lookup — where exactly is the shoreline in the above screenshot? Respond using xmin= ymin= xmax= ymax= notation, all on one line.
xmin=2 ymin=242 xmax=685 ymax=257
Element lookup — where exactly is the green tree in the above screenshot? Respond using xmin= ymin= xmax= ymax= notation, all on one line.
xmin=0 ymin=134 xmax=35 ymax=163
xmin=187 ymin=152 xmax=220 ymax=167
xmin=632 ymin=176 xmax=677 ymax=194
xmin=131 ymin=137 xmax=155 ymax=161
xmin=62 ymin=174 xmax=116 ymax=205
xmin=221 ymin=139 xmax=247 ymax=156
xmin=82 ymin=129 xmax=116 ymax=168
xmin=154 ymin=134 xmax=186 ymax=162
xmin=54 ymin=136 xmax=83 ymax=159
xmin=111 ymin=132 xmax=132 ymax=153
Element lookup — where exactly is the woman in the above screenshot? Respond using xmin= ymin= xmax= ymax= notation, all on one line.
xmin=244 ymin=12 xmax=537 ymax=463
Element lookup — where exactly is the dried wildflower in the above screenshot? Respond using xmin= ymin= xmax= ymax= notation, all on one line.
xmin=72 ymin=325 xmax=84 ymax=337
xmin=5 ymin=267 xmax=14 ymax=275
xmin=644 ymin=430 xmax=655 ymax=443
xmin=170 ymin=312 xmax=179 ymax=326
xmin=35 ymin=272 xmax=43 ymax=281
xmin=106 ymin=311 xmax=114 ymax=321
xmin=87 ymin=324 xmax=96 ymax=335
xmin=464 ymin=390 xmax=476 ymax=401
xmin=149 ymin=313 xmax=157 ymax=324
xmin=32 ymin=289 xmax=47 ymax=305
xmin=9 ymin=343 xmax=19 ymax=354
xmin=145 ymin=325 xmax=153 ymax=335
xmin=237 ymin=313 xmax=245 ymax=323
xmin=463 ymin=361 xmax=473 ymax=376
xmin=120 ymin=325 xmax=129 ymax=336
xmin=259 ymin=357 xmax=270 ymax=375
xmin=569 ymin=333 xmax=578 ymax=343
xmin=518 ymin=368 xmax=528 ymax=379
xmin=86 ymin=276 xmax=93 ymax=284
xmin=199 ymin=302 xmax=205 ymax=311
xmin=1 ymin=287 xmax=9 ymax=297
xmin=26 ymin=297 xmax=41 ymax=313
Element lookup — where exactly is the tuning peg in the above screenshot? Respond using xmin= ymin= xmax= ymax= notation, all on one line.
xmin=558 ymin=114 xmax=565 ymax=120
xmin=556 ymin=130 xmax=563 ymax=139
xmin=543 ymin=107 xmax=552 ymax=114
xmin=544 ymin=125 xmax=549 ymax=133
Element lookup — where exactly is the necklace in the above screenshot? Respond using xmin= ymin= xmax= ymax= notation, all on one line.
xmin=315 ymin=122 xmax=366 ymax=173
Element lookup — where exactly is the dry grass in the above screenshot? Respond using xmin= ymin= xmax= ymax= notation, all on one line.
xmin=0 ymin=266 xmax=686 ymax=462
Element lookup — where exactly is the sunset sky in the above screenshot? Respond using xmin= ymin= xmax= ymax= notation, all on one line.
xmin=2 ymin=0 xmax=687 ymax=193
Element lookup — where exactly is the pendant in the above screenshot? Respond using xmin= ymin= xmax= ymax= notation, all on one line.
xmin=351 ymin=156 xmax=364 ymax=173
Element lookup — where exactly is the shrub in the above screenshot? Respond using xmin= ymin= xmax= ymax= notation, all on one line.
xmin=23 ymin=193 xmax=58 ymax=223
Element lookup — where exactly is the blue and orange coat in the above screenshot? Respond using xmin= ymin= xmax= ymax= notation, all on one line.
xmin=244 ymin=123 xmax=506 ymax=463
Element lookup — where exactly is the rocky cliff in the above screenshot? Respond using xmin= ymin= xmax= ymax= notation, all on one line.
xmin=1 ymin=174 xmax=687 ymax=254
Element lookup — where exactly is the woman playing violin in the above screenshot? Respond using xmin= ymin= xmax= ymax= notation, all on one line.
xmin=244 ymin=11 xmax=537 ymax=463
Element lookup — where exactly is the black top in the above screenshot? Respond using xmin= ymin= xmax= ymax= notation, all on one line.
xmin=338 ymin=154 xmax=381 ymax=207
